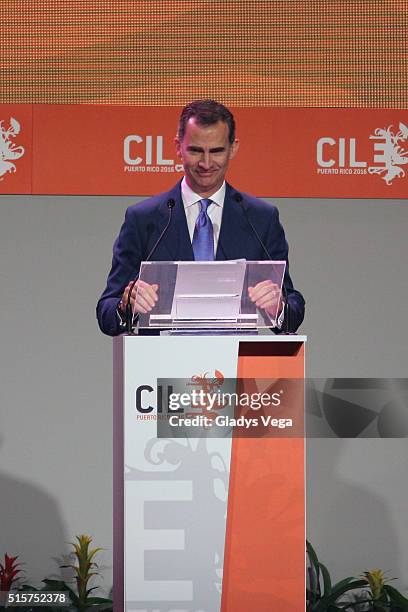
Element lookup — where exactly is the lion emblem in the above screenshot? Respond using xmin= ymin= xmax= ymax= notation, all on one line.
xmin=368 ymin=122 xmax=408 ymax=185
xmin=0 ymin=117 xmax=25 ymax=180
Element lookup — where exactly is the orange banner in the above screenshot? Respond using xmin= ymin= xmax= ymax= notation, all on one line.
xmin=1 ymin=104 xmax=408 ymax=198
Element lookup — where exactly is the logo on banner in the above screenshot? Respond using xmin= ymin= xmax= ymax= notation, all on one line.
xmin=123 ymin=134 xmax=183 ymax=174
xmin=316 ymin=122 xmax=408 ymax=185
xmin=0 ymin=117 xmax=25 ymax=180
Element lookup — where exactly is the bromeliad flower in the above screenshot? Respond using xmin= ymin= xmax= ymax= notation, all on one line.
xmin=363 ymin=568 xmax=387 ymax=600
xmin=61 ymin=535 xmax=103 ymax=604
xmin=0 ymin=554 xmax=22 ymax=591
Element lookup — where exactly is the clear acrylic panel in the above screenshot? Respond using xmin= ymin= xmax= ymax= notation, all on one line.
xmin=135 ymin=260 xmax=286 ymax=330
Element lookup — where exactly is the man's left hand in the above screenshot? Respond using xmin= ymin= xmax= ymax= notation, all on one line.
xmin=248 ymin=280 xmax=283 ymax=317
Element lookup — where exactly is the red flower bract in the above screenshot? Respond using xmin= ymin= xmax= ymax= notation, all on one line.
xmin=0 ymin=554 xmax=22 ymax=591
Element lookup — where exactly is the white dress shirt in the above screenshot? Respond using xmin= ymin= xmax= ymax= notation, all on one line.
xmin=181 ymin=177 xmax=225 ymax=254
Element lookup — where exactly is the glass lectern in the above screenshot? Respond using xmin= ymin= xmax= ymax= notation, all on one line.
xmin=134 ymin=260 xmax=286 ymax=331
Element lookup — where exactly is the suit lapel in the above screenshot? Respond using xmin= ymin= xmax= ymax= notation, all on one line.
xmin=158 ymin=182 xmax=194 ymax=261
xmin=216 ymin=183 xmax=249 ymax=261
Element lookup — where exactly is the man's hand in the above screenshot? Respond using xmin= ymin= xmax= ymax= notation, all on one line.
xmin=248 ymin=280 xmax=283 ymax=317
xmin=119 ymin=279 xmax=159 ymax=315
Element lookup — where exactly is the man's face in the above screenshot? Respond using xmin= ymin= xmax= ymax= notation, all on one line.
xmin=175 ymin=118 xmax=239 ymax=197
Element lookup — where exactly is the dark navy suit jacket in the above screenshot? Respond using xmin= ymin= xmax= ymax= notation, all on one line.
xmin=96 ymin=181 xmax=305 ymax=336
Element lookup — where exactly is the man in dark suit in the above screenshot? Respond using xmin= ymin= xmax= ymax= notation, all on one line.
xmin=97 ymin=100 xmax=305 ymax=336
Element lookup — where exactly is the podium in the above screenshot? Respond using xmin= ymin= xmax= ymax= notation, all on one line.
xmin=113 ymin=333 xmax=306 ymax=612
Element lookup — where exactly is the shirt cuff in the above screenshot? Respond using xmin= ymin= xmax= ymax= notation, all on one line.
xmin=117 ymin=306 xmax=140 ymax=331
xmin=116 ymin=306 xmax=126 ymax=328
xmin=276 ymin=300 xmax=285 ymax=329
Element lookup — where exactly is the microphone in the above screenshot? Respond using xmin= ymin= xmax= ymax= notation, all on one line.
xmin=125 ymin=198 xmax=175 ymax=333
xmin=234 ymin=193 xmax=271 ymax=260
xmin=234 ymin=192 xmax=290 ymax=333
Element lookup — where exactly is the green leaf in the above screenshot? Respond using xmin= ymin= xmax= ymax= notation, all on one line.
xmin=319 ymin=562 xmax=332 ymax=597
xmin=384 ymin=584 xmax=408 ymax=610
xmin=315 ymin=579 xmax=368 ymax=612
xmin=85 ymin=586 xmax=99 ymax=597
xmin=19 ymin=585 xmax=39 ymax=591
xmin=332 ymin=578 xmax=368 ymax=598
xmin=87 ymin=547 xmax=103 ymax=562
xmin=307 ymin=541 xmax=320 ymax=573
xmin=84 ymin=596 xmax=113 ymax=604
xmin=42 ymin=579 xmax=79 ymax=605
xmin=42 ymin=579 xmax=69 ymax=589
xmin=307 ymin=541 xmax=321 ymax=603
xmin=331 ymin=576 xmax=360 ymax=592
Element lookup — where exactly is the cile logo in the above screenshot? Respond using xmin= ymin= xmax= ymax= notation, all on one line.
xmin=316 ymin=122 xmax=408 ymax=185
xmin=123 ymin=134 xmax=183 ymax=175
xmin=135 ymin=370 xmax=225 ymax=416
xmin=0 ymin=117 xmax=25 ymax=180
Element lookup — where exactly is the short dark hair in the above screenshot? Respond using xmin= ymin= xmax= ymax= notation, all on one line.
xmin=178 ymin=99 xmax=236 ymax=144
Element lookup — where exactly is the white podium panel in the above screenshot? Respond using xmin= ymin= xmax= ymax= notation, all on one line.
xmin=114 ymin=335 xmax=306 ymax=612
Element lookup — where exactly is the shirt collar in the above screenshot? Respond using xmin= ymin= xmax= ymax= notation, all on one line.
xmin=181 ymin=177 xmax=225 ymax=209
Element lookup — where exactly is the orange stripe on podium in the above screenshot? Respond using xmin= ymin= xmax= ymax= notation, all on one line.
xmin=221 ymin=342 xmax=305 ymax=612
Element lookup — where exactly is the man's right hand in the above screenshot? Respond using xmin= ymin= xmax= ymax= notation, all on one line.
xmin=119 ymin=279 xmax=159 ymax=315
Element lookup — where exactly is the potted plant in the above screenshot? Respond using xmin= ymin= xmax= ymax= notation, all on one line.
xmin=307 ymin=541 xmax=408 ymax=611
xmin=0 ymin=554 xmax=22 ymax=609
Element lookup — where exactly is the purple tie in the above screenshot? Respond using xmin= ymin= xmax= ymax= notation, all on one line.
xmin=192 ymin=199 xmax=214 ymax=261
